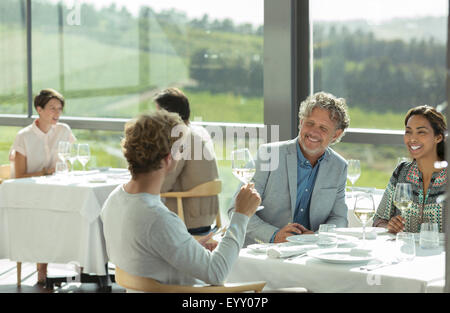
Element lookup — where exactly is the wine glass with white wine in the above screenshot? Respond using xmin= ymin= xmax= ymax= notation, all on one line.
xmin=77 ymin=143 xmax=91 ymax=173
xmin=353 ymin=193 xmax=375 ymax=243
xmin=57 ymin=141 xmax=70 ymax=164
xmin=393 ymin=183 xmax=413 ymax=228
xmin=68 ymin=143 xmax=78 ymax=173
xmin=231 ymin=148 xmax=263 ymax=211
xmin=347 ymin=159 xmax=361 ymax=196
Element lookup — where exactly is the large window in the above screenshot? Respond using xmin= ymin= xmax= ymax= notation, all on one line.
xmin=312 ymin=0 xmax=448 ymax=189
xmin=30 ymin=0 xmax=264 ymax=123
xmin=0 ymin=0 xmax=27 ymax=114
xmin=0 ymin=0 xmax=264 ymax=221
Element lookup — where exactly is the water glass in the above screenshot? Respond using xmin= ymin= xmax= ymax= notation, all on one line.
xmin=396 ymin=232 xmax=416 ymax=261
xmin=317 ymin=224 xmax=338 ymax=249
xmin=419 ymin=223 xmax=439 ymax=249
xmin=55 ymin=161 xmax=69 ymax=177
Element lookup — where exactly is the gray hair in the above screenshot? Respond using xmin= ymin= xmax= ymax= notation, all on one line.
xmin=298 ymin=91 xmax=350 ymax=144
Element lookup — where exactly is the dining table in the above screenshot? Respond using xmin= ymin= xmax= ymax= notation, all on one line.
xmin=225 ymin=227 xmax=446 ymax=293
xmin=0 ymin=168 xmax=130 ymax=284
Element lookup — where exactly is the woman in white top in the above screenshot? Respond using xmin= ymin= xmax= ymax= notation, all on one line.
xmin=11 ymin=88 xmax=76 ymax=284
xmin=101 ymin=110 xmax=260 ymax=288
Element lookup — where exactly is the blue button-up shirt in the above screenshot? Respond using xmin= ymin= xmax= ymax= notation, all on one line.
xmin=293 ymin=143 xmax=325 ymax=229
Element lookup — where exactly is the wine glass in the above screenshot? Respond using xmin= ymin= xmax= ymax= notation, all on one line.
xmin=77 ymin=143 xmax=91 ymax=172
xmin=231 ymin=148 xmax=263 ymax=211
xmin=347 ymin=159 xmax=361 ymax=197
xmin=393 ymin=183 xmax=413 ymax=221
xmin=57 ymin=141 xmax=70 ymax=163
xmin=353 ymin=193 xmax=375 ymax=243
xmin=68 ymin=143 xmax=78 ymax=173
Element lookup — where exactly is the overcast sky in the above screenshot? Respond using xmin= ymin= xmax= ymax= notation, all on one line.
xmin=58 ymin=0 xmax=447 ymax=25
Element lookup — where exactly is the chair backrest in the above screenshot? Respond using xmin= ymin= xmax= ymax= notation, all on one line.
xmin=160 ymin=179 xmax=222 ymax=227
xmin=161 ymin=179 xmax=222 ymax=199
xmin=0 ymin=164 xmax=11 ymax=182
xmin=114 ymin=266 xmax=265 ymax=293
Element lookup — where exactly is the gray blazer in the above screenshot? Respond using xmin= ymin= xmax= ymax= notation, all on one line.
xmin=228 ymin=138 xmax=348 ymax=246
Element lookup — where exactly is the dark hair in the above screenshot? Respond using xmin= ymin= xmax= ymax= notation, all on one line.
xmin=34 ymin=88 xmax=65 ymax=110
xmin=404 ymin=105 xmax=447 ymax=160
xmin=153 ymin=87 xmax=190 ymax=122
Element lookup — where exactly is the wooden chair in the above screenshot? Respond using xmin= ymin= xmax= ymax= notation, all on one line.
xmin=0 ymin=164 xmax=10 ymax=182
xmin=161 ymin=179 xmax=222 ymax=229
xmin=114 ymin=266 xmax=265 ymax=293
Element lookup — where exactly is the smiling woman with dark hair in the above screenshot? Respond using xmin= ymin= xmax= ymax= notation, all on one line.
xmin=373 ymin=105 xmax=447 ymax=233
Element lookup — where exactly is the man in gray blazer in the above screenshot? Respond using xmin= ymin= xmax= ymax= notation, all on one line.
xmin=228 ymin=92 xmax=350 ymax=246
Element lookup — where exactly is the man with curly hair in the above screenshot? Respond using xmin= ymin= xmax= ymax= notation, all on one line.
xmin=228 ymin=92 xmax=351 ymax=246
xmin=101 ymin=110 xmax=261 ymax=287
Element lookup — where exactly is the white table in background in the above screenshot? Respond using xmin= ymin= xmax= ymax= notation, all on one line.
xmin=226 ymin=230 xmax=445 ymax=293
xmin=0 ymin=169 xmax=130 ymax=275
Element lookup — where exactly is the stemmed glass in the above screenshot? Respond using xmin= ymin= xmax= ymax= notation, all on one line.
xmin=393 ymin=183 xmax=413 ymax=222
xmin=231 ymin=148 xmax=263 ymax=211
xmin=353 ymin=193 xmax=375 ymax=243
xmin=57 ymin=141 xmax=70 ymax=164
xmin=347 ymin=159 xmax=361 ymax=196
xmin=77 ymin=143 xmax=90 ymax=172
xmin=68 ymin=143 xmax=78 ymax=173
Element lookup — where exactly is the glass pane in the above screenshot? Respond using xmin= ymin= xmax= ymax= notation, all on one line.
xmin=312 ymin=0 xmax=448 ymax=130
xmin=32 ymin=0 xmax=263 ymax=123
xmin=333 ymin=142 xmax=409 ymax=189
xmin=0 ymin=0 xmax=27 ymax=114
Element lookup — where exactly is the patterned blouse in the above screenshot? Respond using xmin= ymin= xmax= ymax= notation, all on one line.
xmin=373 ymin=160 xmax=447 ymax=233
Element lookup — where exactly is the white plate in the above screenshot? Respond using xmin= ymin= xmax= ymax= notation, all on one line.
xmin=287 ymin=234 xmax=357 ymax=246
xmin=247 ymin=243 xmax=276 ymax=253
xmin=286 ymin=234 xmax=319 ymax=244
xmin=307 ymin=248 xmax=375 ymax=264
xmin=247 ymin=242 xmax=296 ymax=253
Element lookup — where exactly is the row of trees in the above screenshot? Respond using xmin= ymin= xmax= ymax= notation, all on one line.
xmin=0 ymin=0 xmax=446 ymax=111
xmin=313 ymin=26 xmax=446 ymax=112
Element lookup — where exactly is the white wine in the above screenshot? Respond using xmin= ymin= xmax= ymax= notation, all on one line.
xmin=393 ymin=200 xmax=413 ymax=214
xmin=232 ymin=168 xmax=256 ymax=184
xmin=354 ymin=209 xmax=375 ymax=224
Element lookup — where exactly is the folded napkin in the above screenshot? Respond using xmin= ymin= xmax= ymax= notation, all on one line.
xmin=267 ymin=244 xmax=317 ymax=259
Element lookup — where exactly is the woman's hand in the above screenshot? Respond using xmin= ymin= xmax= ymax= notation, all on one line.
xmin=387 ymin=215 xmax=405 ymax=234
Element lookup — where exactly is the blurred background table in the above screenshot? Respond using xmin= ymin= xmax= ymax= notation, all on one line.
xmin=0 ymin=169 xmax=129 ymax=279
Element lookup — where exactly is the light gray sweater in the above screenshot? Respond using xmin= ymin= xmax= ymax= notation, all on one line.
xmin=101 ymin=184 xmax=249 ymax=286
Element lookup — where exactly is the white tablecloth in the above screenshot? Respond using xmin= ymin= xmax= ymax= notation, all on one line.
xmin=0 ymin=169 xmax=130 ymax=275
xmin=226 ymin=231 xmax=445 ymax=293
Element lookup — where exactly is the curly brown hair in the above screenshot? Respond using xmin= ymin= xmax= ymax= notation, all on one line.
xmin=121 ymin=110 xmax=186 ymax=178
